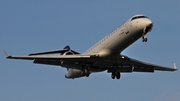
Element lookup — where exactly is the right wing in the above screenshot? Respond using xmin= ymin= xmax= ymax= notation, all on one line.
xmin=3 ymin=50 xmax=90 ymax=60
xmin=3 ymin=51 xmax=98 ymax=69
xmin=3 ymin=50 xmax=98 ymax=67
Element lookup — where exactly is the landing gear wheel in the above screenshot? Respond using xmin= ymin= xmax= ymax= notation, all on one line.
xmin=111 ymin=72 xmax=121 ymax=79
xmin=86 ymin=73 xmax=90 ymax=77
xmin=144 ymin=38 xmax=147 ymax=42
xmin=116 ymin=72 xmax=121 ymax=79
xmin=142 ymin=38 xmax=148 ymax=42
xmin=111 ymin=72 xmax=115 ymax=79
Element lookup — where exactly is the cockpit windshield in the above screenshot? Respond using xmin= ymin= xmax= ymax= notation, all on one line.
xmin=131 ymin=16 xmax=148 ymax=21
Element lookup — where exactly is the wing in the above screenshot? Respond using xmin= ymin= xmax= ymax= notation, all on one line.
xmin=113 ymin=55 xmax=178 ymax=72
xmin=3 ymin=50 xmax=89 ymax=60
xmin=3 ymin=50 xmax=98 ymax=65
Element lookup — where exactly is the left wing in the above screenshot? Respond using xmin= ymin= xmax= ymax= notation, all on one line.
xmin=117 ymin=55 xmax=178 ymax=72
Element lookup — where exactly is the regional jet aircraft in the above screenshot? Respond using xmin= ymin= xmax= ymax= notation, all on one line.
xmin=3 ymin=14 xmax=177 ymax=79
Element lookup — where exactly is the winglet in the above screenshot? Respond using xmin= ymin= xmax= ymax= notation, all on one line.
xmin=2 ymin=50 xmax=10 ymax=58
xmin=174 ymin=63 xmax=178 ymax=70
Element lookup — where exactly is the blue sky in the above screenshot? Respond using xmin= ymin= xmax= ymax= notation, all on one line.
xmin=1 ymin=1 xmax=180 ymax=101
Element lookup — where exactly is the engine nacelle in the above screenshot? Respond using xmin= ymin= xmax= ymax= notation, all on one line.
xmin=65 ymin=69 xmax=84 ymax=79
xmin=62 ymin=50 xmax=90 ymax=79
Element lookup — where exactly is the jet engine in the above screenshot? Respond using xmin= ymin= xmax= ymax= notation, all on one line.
xmin=61 ymin=46 xmax=90 ymax=79
xmin=65 ymin=69 xmax=84 ymax=79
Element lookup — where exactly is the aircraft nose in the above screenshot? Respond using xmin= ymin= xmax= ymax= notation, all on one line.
xmin=144 ymin=19 xmax=153 ymax=32
xmin=147 ymin=20 xmax=153 ymax=28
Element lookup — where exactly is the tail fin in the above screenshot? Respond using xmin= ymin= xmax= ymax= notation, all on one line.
xmin=63 ymin=45 xmax=71 ymax=51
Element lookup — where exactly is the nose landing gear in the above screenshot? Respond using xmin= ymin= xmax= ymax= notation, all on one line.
xmin=142 ymin=36 xmax=148 ymax=42
xmin=142 ymin=27 xmax=148 ymax=42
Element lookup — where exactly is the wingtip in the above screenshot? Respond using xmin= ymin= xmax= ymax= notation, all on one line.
xmin=2 ymin=50 xmax=10 ymax=58
xmin=174 ymin=63 xmax=178 ymax=70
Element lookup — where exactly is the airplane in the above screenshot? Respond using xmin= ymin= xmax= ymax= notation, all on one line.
xmin=3 ymin=14 xmax=177 ymax=80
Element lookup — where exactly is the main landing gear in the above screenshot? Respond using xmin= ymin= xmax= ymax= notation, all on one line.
xmin=111 ymin=72 xmax=121 ymax=79
xmin=81 ymin=69 xmax=90 ymax=77
xmin=81 ymin=65 xmax=90 ymax=77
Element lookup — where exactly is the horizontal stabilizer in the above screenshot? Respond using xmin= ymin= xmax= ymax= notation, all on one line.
xmin=29 ymin=49 xmax=79 ymax=56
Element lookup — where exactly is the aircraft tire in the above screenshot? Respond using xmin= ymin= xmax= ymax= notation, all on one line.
xmin=145 ymin=38 xmax=147 ymax=42
xmin=116 ymin=72 xmax=121 ymax=79
xmin=111 ymin=72 xmax=115 ymax=79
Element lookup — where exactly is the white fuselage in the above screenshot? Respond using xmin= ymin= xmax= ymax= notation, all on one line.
xmin=84 ymin=15 xmax=152 ymax=57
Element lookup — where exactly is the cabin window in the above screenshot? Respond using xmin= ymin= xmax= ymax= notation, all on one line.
xmin=126 ymin=31 xmax=129 ymax=34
